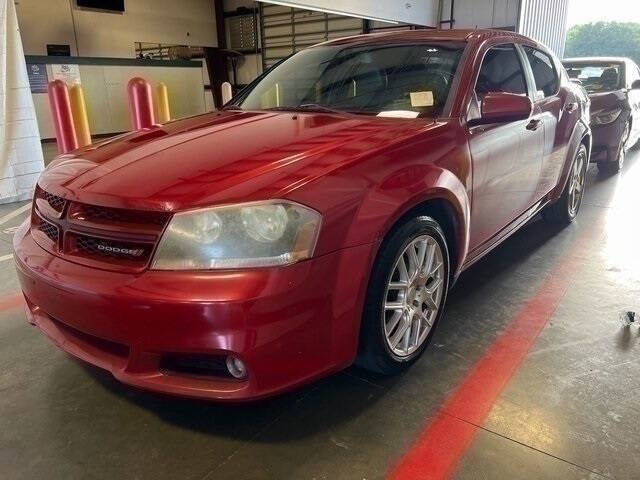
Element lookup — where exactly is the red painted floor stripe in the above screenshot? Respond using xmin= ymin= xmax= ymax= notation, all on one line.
xmin=0 ymin=293 xmax=25 ymax=312
xmin=389 ymin=229 xmax=595 ymax=480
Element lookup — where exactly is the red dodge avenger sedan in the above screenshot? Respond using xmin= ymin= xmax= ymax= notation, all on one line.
xmin=15 ymin=30 xmax=590 ymax=401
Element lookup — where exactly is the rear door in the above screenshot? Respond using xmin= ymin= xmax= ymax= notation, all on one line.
xmin=520 ymin=45 xmax=566 ymax=197
xmin=468 ymin=43 xmax=544 ymax=251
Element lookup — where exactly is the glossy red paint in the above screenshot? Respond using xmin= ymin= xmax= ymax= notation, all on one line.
xmin=14 ymin=30 xmax=590 ymax=401
xmin=479 ymin=92 xmax=533 ymax=123
xmin=15 ymin=219 xmax=374 ymax=400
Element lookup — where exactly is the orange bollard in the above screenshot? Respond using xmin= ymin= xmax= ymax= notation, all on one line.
xmin=156 ymin=82 xmax=171 ymax=123
xmin=127 ymin=77 xmax=155 ymax=130
xmin=69 ymin=84 xmax=92 ymax=147
xmin=47 ymin=80 xmax=78 ymax=154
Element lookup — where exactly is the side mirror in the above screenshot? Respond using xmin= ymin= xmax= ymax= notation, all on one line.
xmin=472 ymin=92 xmax=533 ymax=125
xmin=632 ymin=80 xmax=640 ymax=90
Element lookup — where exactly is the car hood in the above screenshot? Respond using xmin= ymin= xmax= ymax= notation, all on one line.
xmin=588 ymin=90 xmax=627 ymax=114
xmin=40 ymin=110 xmax=433 ymax=211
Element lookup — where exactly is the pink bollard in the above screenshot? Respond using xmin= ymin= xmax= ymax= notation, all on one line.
xmin=127 ymin=77 xmax=155 ymax=130
xmin=47 ymin=80 xmax=78 ymax=154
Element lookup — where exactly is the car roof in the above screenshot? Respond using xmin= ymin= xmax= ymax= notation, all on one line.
xmin=563 ymin=57 xmax=630 ymax=64
xmin=316 ymin=28 xmax=535 ymax=47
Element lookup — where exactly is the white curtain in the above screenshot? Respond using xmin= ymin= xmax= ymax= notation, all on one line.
xmin=0 ymin=0 xmax=44 ymax=204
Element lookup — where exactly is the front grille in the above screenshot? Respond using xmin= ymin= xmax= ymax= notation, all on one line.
xmin=43 ymin=191 xmax=66 ymax=213
xmin=32 ymin=187 xmax=170 ymax=271
xmin=75 ymin=235 xmax=149 ymax=260
xmin=39 ymin=219 xmax=59 ymax=242
xmin=35 ymin=186 xmax=66 ymax=213
xmin=76 ymin=204 xmax=170 ymax=226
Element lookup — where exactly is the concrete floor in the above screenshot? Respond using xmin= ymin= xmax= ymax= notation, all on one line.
xmin=1 ymin=148 xmax=639 ymax=480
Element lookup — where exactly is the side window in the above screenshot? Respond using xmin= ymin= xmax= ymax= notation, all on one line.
xmin=475 ymin=45 xmax=528 ymax=100
xmin=523 ymin=46 xmax=559 ymax=99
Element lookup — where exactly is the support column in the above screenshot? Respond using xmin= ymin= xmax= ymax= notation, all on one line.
xmin=0 ymin=0 xmax=45 ymax=204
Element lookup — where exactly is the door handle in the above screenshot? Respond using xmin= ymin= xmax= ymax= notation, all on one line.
xmin=526 ymin=118 xmax=542 ymax=131
xmin=564 ymin=102 xmax=578 ymax=113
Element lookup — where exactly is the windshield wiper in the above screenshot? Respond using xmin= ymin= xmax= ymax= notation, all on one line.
xmin=265 ymin=104 xmax=347 ymax=115
xmin=296 ymin=103 xmax=346 ymax=114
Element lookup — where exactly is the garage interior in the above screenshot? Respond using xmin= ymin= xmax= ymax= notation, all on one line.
xmin=1 ymin=0 xmax=639 ymax=479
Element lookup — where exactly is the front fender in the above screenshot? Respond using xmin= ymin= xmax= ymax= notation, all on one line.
xmin=358 ymin=165 xmax=471 ymax=278
xmin=550 ymin=119 xmax=591 ymax=201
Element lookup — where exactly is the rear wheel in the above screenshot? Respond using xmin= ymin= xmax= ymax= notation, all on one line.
xmin=543 ymin=144 xmax=587 ymax=224
xmin=598 ymin=120 xmax=630 ymax=175
xmin=357 ymin=216 xmax=450 ymax=374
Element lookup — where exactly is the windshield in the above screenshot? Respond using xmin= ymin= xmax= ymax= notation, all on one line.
xmin=563 ymin=62 xmax=624 ymax=93
xmin=232 ymin=42 xmax=466 ymax=117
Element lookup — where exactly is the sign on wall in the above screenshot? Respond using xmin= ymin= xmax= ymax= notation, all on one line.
xmin=46 ymin=44 xmax=71 ymax=56
xmin=26 ymin=63 xmax=48 ymax=93
xmin=51 ymin=64 xmax=81 ymax=85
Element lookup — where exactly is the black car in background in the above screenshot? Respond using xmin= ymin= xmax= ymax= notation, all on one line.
xmin=563 ymin=57 xmax=640 ymax=173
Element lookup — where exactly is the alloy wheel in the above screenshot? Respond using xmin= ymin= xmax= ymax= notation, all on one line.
xmin=568 ymin=150 xmax=586 ymax=217
xmin=383 ymin=235 xmax=445 ymax=357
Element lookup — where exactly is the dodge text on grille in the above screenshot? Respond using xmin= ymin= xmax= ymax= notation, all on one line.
xmin=96 ymin=244 xmax=145 ymax=257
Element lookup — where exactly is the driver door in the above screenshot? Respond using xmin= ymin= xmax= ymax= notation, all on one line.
xmin=467 ymin=43 xmax=544 ymax=252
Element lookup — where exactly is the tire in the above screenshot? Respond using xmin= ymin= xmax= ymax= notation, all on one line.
xmin=543 ymin=143 xmax=588 ymax=224
xmin=356 ymin=215 xmax=450 ymax=375
xmin=598 ymin=120 xmax=630 ymax=175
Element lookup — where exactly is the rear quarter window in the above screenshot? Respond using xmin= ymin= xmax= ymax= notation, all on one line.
xmin=523 ymin=46 xmax=559 ymax=100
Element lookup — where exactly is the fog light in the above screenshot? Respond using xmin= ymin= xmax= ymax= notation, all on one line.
xmin=225 ymin=355 xmax=248 ymax=379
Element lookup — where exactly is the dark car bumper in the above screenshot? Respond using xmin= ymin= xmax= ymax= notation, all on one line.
xmin=590 ymin=115 xmax=627 ymax=163
xmin=14 ymin=220 xmax=374 ymax=401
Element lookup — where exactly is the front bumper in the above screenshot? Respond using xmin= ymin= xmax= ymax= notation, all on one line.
xmin=590 ymin=116 xmax=626 ymax=163
xmin=14 ymin=221 xmax=374 ymax=401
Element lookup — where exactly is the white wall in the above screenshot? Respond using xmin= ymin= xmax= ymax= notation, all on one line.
xmin=440 ymin=0 xmax=569 ymax=56
xmin=15 ymin=0 xmax=218 ymax=57
xmin=519 ymin=0 xmax=569 ymax=56
xmin=440 ymin=0 xmax=520 ymax=29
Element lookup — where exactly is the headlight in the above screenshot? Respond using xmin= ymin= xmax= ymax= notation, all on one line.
xmin=152 ymin=200 xmax=321 ymax=270
xmin=591 ymin=108 xmax=622 ymax=125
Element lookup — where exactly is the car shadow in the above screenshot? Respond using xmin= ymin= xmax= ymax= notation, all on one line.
xmin=79 ymin=361 xmax=406 ymax=442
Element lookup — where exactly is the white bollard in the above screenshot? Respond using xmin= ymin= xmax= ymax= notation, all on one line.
xmin=221 ymin=82 xmax=233 ymax=105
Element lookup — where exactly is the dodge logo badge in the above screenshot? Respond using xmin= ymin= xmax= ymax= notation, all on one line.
xmin=97 ymin=244 xmax=145 ymax=257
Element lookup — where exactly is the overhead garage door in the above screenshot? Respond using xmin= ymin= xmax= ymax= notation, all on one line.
xmin=259 ymin=3 xmax=363 ymax=69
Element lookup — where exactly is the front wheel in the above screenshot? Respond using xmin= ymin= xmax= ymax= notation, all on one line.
xmin=543 ymin=143 xmax=588 ymax=224
xmin=357 ymin=216 xmax=450 ymax=375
